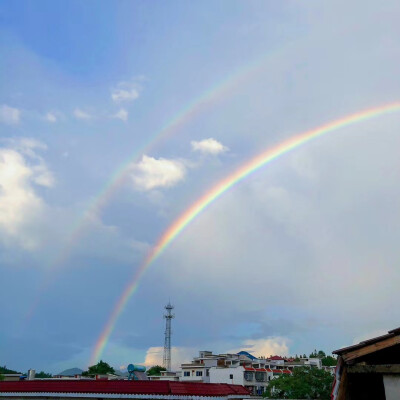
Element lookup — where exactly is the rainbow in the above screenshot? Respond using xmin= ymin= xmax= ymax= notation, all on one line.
xmin=90 ymin=102 xmax=400 ymax=365
xmin=25 ymin=48 xmax=288 ymax=323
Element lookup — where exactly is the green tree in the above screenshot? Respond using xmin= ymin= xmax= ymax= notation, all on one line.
xmin=0 ymin=366 xmax=19 ymax=374
xmin=321 ymin=355 xmax=337 ymax=367
xmin=0 ymin=374 xmax=4 ymax=381
xmin=309 ymin=350 xmax=327 ymax=359
xmin=263 ymin=367 xmax=334 ymax=399
xmin=146 ymin=365 xmax=166 ymax=376
xmin=35 ymin=371 xmax=52 ymax=378
xmin=82 ymin=360 xmax=115 ymax=376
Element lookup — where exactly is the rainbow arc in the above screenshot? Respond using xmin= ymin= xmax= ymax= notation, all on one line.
xmin=90 ymin=102 xmax=400 ymax=365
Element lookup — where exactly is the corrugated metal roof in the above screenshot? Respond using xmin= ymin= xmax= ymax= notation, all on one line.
xmin=0 ymin=381 xmax=249 ymax=396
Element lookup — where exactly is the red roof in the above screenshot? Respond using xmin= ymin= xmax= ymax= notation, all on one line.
xmin=255 ymin=368 xmax=266 ymax=372
xmin=243 ymin=367 xmax=255 ymax=371
xmin=272 ymin=369 xmax=282 ymax=373
xmin=0 ymin=381 xmax=249 ymax=397
xmin=266 ymin=368 xmax=272 ymax=372
xmin=269 ymin=356 xmax=285 ymax=361
xmin=282 ymin=370 xmax=292 ymax=374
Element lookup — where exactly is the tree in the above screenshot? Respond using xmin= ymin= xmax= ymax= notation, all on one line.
xmin=0 ymin=374 xmax=4 ymax=381
xmin=0 ymin=366 xmax=19 ymax=374
xmin=321 ymin=355 xmax=337 ymax=367
xmin=263 ymin=367 xmax=334 ymax=399
xmin=35 ymin=371 xmax=52 ymax=378
xmin=146 ymin=365 xmax=166 ymax=376
xmin=82 ymin=360 xmax=115 ymax=376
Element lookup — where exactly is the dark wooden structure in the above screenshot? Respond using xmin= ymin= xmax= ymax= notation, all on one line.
xmin=331 ymin=327 xmax=400 ymax=400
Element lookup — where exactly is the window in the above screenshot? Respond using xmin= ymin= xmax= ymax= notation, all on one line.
xmin=229 ymin=374 xmax=233 ymax=379
xmin=196 ymin=371 xmax=203 ymax=376
xmin=184 ymin=371 xmax=190 ymax=377
xmin=206 ymin=369 xmax=210 ymax=377
xmin=244 ymin=371 xmax=254 ymax=381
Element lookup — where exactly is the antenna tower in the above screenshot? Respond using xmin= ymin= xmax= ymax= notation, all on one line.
xmin=163 ymin=302 xmax=175 ymax=371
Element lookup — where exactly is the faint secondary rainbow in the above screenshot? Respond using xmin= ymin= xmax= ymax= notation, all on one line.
xmin=90 ymin=102 xmax=400 ymax=365
xmin=25 ymin=50 xmax=284 ymax=324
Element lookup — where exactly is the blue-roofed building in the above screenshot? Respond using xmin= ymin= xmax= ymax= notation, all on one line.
xmin=237 ymin=351 xmax=257 ymax=360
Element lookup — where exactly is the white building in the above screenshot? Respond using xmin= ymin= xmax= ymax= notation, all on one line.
xmin=179 ymin=350 xmax=292 ymax=396
xmin=148 ymin=371 xmax=180 ymax=381
xmin=177 ymin=350 xmax=329 ymax=395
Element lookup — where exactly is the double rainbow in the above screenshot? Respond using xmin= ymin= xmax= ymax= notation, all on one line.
xmin=24 ymin=44 xmax=294 ymax=325
xmin=25 ymin=48 xmax=286 ymax=323
xmin=90 ymin=102 xmax=400 ymax=365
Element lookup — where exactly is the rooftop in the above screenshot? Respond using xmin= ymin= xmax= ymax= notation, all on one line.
xmin=0 ymin=380 xmax=250 ymax=398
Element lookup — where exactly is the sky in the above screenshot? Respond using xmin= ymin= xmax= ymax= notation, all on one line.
xmin=1 ymin=0 xmax=400 ymax=374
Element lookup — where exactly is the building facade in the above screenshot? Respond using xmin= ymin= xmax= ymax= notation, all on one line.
xmin=179 ymin=351 xmax=295 ymax=395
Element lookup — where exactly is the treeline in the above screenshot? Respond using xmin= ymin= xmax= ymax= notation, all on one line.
xmin=290 ymin=350 xmax=337 ymax=366
xmin=0 ymin=366 xmax=52 ymax=378
xmin=0 ymin=366 xmax=20 ymax=374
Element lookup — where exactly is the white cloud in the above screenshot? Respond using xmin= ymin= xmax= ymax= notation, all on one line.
xmin=45 ymin=112 xmax=57 ymax=123
xmin=143 ymin=338 xmax=289 ymax=370
xmin=32 ymin=164 xmax=54 ymax=187
xmin=143 ymin=346 xmax=195 ymax=370
xmin=112 ymin=88 xmax=139 ymax=103
xmin=130 ymin=155 xmax=186 ymax=191
xmin=231 ymin=338 xmax=290 ymax=358
xmin=73 ymin=108 xmax=92 ymax=120
xmin=191 ymin=138 xmax=228 ymax=155
xmin=0 ymin=140 xmax=54 ymax=249
xmin=112 ymin=108 xmax=128 ymax=122
xmin=0 ymin=105 xmax=21 ymax=125
xmin=111 ymin=78 xmax=143 ymax=103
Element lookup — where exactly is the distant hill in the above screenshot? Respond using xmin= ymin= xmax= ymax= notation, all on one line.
xmin=115 ymin=370 xmax=129 ymax=377
xmin=57 ymin=368 xmax=83 ymax=376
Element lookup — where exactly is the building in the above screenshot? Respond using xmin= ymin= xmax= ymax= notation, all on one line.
xmin=179 ymin=351 xmax=292 ymax=396
xmin=331 ymin=327 xmax=400 ymax=400
xmin=148 ymin=371 xmax=180 ymax=381
xmin=0 ymin=376 xmax=21 ymax=383
xmin=0 ymin=380 xmax=250 ymax=400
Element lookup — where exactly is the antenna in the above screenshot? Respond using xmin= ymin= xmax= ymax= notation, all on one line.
xmin=163 ymin=302 xmax=175 ymax=371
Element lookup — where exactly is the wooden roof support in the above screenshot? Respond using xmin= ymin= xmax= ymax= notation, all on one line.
xmin=341 ymin=336 xmax=400 ymax=363
xmin=348 ymin=364 xmax=400 ymax=374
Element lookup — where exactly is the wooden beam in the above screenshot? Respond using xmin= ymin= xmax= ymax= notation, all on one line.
xmin=336 ymin=366 xmax=348 ymax=400
xmin=342 ymin=336 xmax=400 ymax=363
xmin=348 ymin=364 xmax=400 ymax=374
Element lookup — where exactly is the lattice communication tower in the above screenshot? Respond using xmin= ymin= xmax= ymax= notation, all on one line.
xmin=163 ymin=302 xmax=175 ymax=371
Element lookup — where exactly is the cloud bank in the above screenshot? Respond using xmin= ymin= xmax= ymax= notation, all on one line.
xmin=0 ymin=139 xmax=53 ymax=249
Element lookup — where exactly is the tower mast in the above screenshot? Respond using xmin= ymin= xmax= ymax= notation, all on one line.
xmin=163 ymin=302 xmax=174 ymax=371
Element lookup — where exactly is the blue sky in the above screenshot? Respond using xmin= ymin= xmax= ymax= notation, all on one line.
xmin=1 ymin=0 xmax=400 ymax=373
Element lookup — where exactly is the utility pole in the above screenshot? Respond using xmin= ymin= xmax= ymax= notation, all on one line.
xmin=163 ymin=302 xmax=174 ymax=371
